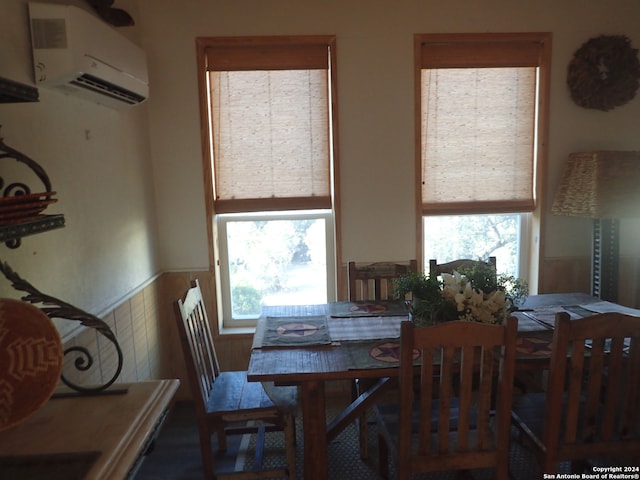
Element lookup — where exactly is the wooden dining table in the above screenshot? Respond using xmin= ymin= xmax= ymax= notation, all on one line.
xmin=246 ymin=293 xmax=640 ymax=480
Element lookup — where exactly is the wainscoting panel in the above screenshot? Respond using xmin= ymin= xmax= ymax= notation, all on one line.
xmin=540 ymin=256 xmax=590 ymax=294
xmin=542 ymin=255 xmax=640 ymax=308
xmin=60 ymin=278 xmax=166 ymax=392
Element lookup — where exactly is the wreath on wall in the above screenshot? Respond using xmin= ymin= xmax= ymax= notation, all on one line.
xmin=567 ymin=35 xmax=640 ymax=111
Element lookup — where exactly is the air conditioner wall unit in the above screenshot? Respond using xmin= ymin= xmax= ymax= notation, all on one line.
xmin=28 ymin=2 xmax=149 ymax=109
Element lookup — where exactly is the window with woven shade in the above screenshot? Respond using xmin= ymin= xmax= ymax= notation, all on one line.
xmin=197 ymin=36 xmax=338 ymax=328
xmin=417 ymin=33 xmax=551 ymax=280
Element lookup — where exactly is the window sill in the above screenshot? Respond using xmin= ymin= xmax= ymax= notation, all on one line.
xmin=218 ymin=326 xmax=256 ymax=337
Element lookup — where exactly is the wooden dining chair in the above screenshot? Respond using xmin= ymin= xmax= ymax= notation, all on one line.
xmin=348 ymin=260 xmax=418 ymax=301
xmin=175 ymin=280 xmax=298 ymax=480
xmin=347 ymin=259 xmax=418 ymax=459
xmin=375 ymin=316 xmax=518 ymax=480
xmin=511 ymin=311 xmax=640 ymax=474
xmin=429 ymin=256 xmax=497 ymax=278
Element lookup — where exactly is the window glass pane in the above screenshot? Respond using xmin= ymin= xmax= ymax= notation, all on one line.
xmin=223 ymin=213 xmax=329 ymax=320
xmin=423 ymin=214 xmax=521 ymax=277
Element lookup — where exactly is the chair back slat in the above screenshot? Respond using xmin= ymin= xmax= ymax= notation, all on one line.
xmin=399 ymin=317 xmax=517 ymax=476
xmin=543 ymin=312 xmax=640 ymax=462
xmin=176 ymin=280 xmax=221 ymax=412
xmin=348 ymin=260 xmax=417 ymax=301
xmin=476 ymin=346 xmax=496 ymax=450
xmin=583 ymin=340 xmax=605 ymax=433
xmin=456 ymin=345 xmax=475 ymax=451
xmin=564 ymin=338 xmax=586 ymax=444
xmin=418 ymin=346 xmax=434 ymax=456
xmin=429 ymin=257 xmax=497 ymax=278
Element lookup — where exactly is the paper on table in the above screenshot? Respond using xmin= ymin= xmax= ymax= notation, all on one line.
xmin=578 ymin=301 xmax=640 ymax=316
xmin=522 ymin=306 xmax=583 ymax=329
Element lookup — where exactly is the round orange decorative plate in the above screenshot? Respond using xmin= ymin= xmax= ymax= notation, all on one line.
xmin=0 ymin=299 xmax=63 ymax=432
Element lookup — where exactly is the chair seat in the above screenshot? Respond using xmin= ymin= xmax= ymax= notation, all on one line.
xmin=375 ymin=399 xmax=493 ymax=451
xmin=512 ymin=392 xmax=640 ymax=451
xmin=207 ymin=372 xmax=298 ymax=414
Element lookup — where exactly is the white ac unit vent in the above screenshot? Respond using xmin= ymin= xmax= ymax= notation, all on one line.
xmin=28 ymin=2 xmax=149 ymax=109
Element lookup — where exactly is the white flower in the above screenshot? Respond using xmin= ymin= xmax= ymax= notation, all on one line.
xmin=440 ymin=270 xmax=507 ymax=324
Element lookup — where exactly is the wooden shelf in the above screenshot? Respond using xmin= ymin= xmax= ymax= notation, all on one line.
xmin=0 ymin=214 xmax=66 ymax=248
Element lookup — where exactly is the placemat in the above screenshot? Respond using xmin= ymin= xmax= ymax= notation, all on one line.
xmin=327 ymin=316 xmax=404 ymax=341
xmin=515 ymin=333 xmax=553 ymax=358
xmin=259 ymin=316 xmax=331 ymax=348
xmin=329 ymin=301 xmax=409 ymax=317
xmin=342 ymin=339 xmax=421 ymax=370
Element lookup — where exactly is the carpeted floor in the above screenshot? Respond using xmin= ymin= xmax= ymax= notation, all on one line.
xmin=135 ymin=394 xmax=561 ymax=480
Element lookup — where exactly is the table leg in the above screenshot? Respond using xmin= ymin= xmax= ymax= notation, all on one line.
xmin=300 ymin=379 xmax=327 ymax=480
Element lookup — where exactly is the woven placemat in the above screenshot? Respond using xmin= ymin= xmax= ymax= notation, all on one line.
xmin=329 ymin=300 xmax=409 ymax=317
xmin=259 ymin=316 xmax=331 ymax=348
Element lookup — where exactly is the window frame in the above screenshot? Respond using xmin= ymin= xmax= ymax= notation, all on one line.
xmin=414 ymin=32 xmax=552 ymax=290
xmin=196 ymin=36 xmax=341 ymax=332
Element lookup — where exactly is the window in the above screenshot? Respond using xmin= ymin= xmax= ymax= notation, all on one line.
xmin=416 ymin=33 xmax=551 ymax=282
xmin=197 ymin=36 xmax=339 ymax=329
xmin=423 ymin=214 xmax=530 ymax=278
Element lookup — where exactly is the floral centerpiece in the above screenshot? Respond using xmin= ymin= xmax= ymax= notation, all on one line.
xmin=393 ymin=261 xmax=528 ymax=327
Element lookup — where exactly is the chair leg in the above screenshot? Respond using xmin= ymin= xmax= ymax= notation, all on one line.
xmin=215 ymin=426 xmax=228 ymax=451
xmin=358 ymin=411 xmax=369 ymax=459
xmin=199 ymin=428 xmax=215 ymax=480
xmin=283 ymin=413 xmax=297 ymax=480
xmin=353 ymin=379 xmax=369 ymax=459
xmin=571 ymin=460 xmax=590 ymax=474
xmin=377 ymin=432 xmax=389 ymax=480
xmin=494 ymin=445 xmax=510 ymax=480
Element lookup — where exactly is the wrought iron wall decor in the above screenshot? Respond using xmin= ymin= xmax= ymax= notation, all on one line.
xmin=0 ymin=260 xmax=123 ymax=393
xmin=0 ymin=131 xmax=65 ymax=248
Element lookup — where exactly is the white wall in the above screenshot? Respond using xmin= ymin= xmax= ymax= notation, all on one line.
xmin=0 ymin=0 xmax=159 ymax=337
xmin=137 ymin=0 xmax=640 ymax=277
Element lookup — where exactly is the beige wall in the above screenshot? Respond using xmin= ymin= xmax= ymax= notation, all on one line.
xmin=2 ymin=0 xmax=640 ymax=392
xmin=138 ymin=0 xmax=640 ymax=304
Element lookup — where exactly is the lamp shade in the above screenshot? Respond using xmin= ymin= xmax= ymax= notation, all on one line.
xmin=552 ymin=151 xmax=640 ymax=218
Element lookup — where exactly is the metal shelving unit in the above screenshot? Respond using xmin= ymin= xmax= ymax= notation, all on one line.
xmin=1 ymin=125 xmax=65 ymax=248
xmin=1 ymin=214 xmax=66 ymax=248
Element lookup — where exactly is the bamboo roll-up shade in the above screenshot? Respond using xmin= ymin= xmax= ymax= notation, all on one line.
xmin=420 ymin=67 xmax=537 ymax=215
xmin=552 ymin=151 xmax=640 ymax=219
xmin=207 ymin=40 xmax=332 ymax=214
